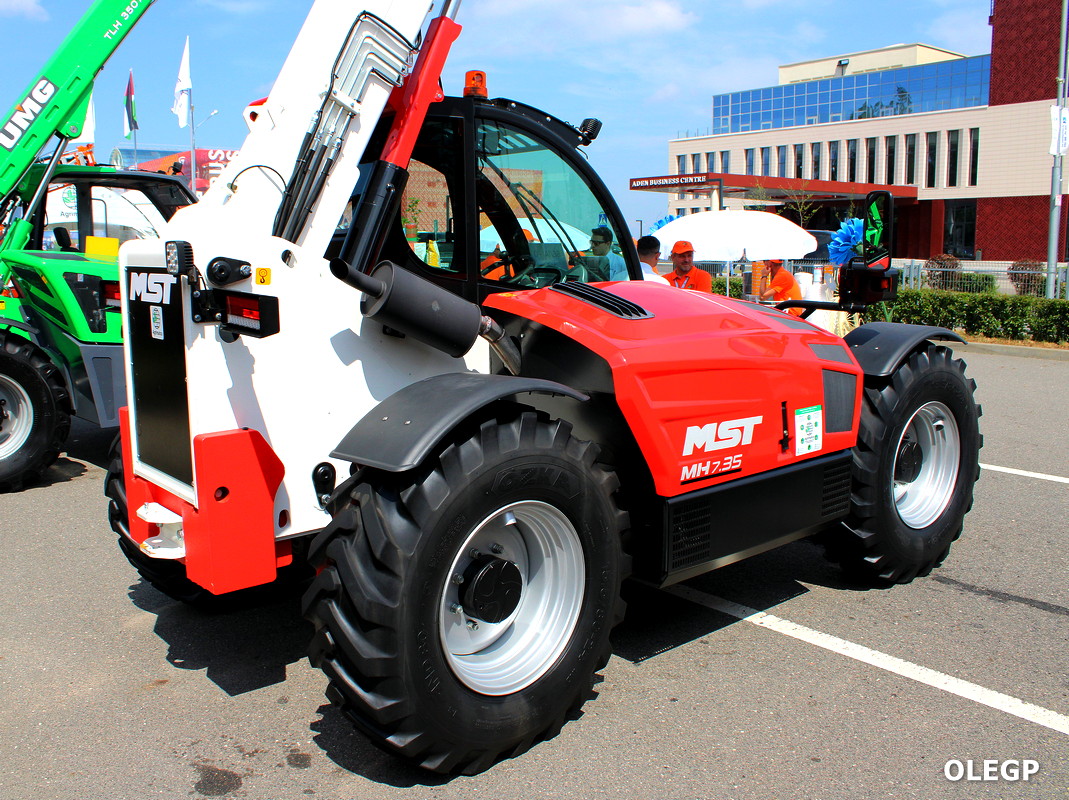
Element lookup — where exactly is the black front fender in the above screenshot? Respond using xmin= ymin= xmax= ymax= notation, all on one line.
xmin=332 ymin=372 xmax=588 ymax=472
xmin=845 ymin=322 xmax=966 ymax=378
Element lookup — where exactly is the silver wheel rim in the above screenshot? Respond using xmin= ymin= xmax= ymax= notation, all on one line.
xmin=892 ymin=401 xmax=960 ymax=529
xmin=0 ymin=374 xmax=34 ymax=460
xmin=439 ymin=500 xmax=585 ymax=696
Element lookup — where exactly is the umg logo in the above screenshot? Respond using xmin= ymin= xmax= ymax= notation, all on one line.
xmin=129 ymin=272 xmax=178 ymax=305
xmin=0 ymin=79 xmax=57 ymax=151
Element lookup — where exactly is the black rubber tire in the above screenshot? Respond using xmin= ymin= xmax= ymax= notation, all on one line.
xmin=105 ymin=436 xmax=311 ymax=610
xmin=303 ymin=411 xmax=629 ymax=774
xmin=0 ymin=331 xmax=71 ymax=491
xmin=830 ymin=344 xmax=982 ymax=583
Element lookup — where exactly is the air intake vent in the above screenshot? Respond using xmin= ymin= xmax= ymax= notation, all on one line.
xmin=821 ymin=460 xmax=852 ymax=518
xmin=668 ymin=500 xmax=714 ymax=570
xmin=549 ymin=282 xmax=654 ymax=319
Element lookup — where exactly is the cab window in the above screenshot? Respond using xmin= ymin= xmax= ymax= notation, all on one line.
xmin=476 ymin=118 xmax=630 ymax=288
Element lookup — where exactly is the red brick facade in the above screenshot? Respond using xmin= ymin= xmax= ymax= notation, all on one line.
xmin=989 ymin=0 xmax=1061 ymax=106
xmin=976 ymin=195 xmax=1069 ymax=260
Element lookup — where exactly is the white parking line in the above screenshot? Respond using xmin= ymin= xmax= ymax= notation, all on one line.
xmin=667 ymin=584 xmax=1069 ymax=737
xmin=981 ymin=463 xmax=1069 ymax=484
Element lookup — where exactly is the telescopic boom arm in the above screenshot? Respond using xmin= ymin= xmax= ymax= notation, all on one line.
xmin=0 ymin=0 xmax=155 ymax=245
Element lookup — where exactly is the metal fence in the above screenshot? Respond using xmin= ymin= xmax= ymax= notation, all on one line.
xmin=676 ymin=259 xmax=1069 ymax=299
xmin=894 ymin=259 xmax=1068 ymax=298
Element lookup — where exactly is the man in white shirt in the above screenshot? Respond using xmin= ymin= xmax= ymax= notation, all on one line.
xmin=636 ymin=235 xmax=669 ymax=283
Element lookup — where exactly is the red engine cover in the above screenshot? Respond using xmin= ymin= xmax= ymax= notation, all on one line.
xmin=485 ymin=282 xmax=863 ymax=497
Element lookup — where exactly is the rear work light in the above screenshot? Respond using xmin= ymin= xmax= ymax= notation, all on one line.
xmin=219 ymin=290 xmax=280 ymax=339
xmin=102 ymin=280 xmax=121 ymax=307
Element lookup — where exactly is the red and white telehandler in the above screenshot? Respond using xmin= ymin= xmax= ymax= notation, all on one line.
xmin=108 ymin=0 xmax=981 ymax=774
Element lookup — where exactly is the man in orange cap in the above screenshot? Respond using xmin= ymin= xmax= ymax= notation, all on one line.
xmin=664 ymin=241 xmax=712 ymax=292
xmin=760 ymin=258 xmax=804 ymax=315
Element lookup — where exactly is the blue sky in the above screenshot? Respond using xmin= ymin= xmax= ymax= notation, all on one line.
xmin=2 ymin=0 xmax=992 ymax=235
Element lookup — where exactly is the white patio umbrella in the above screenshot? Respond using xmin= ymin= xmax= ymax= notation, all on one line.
xmin=655 ymin=210 xmax=817 ymax=262
xmin=480 ymin=220 xmax=592 ymax=253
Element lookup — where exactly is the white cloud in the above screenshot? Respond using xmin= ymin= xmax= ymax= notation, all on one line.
xmin=925 ymin=8 xmax=992 ymax=55
xmin=0 ymin=0 xmax=47 ymax=20
xmin=466 ymin=0 xmax=695 ymax=38
xmin=193 ymin=0 xmax=272 ymax=13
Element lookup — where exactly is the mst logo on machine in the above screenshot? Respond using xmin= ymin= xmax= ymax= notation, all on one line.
xmin=129 ymin=272 xmax=178 ymax=304
xmin=680 ymin=415 xmax=762 ymax=483
xmin=0 ymin=78 xmax=56 ymax=151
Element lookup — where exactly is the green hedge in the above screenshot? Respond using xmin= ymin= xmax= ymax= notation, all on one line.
xmin=956 ymin=272 xmax=998 ymax=294
xmin=868 ymin=289 xmax=1069 ymax=343
xmin=710 ymin=276 xmax=745 ymax=298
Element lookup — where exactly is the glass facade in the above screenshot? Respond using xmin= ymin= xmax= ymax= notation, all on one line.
xmin=711 ymin=55 xmax=990 ymax=135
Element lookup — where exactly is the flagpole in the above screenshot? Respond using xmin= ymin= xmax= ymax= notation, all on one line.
xmin=189 ymin=89 xmax=197 ymax=194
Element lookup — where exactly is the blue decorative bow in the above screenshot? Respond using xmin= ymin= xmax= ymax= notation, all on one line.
xmin=828 ymin=217 xmax=863 ymax=266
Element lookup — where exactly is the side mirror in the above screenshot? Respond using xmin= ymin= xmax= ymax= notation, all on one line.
xmin=862 ymin=189 xmax=893 ymax=270
xmin=836 ymin=190 xmax=898 ymax=306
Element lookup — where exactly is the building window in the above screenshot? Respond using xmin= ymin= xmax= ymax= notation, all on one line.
xmin=707 ymin=152 xmax=716 ymax=173
xmin=777 ymin=146 xmax=787 ymax=177
xmin=905 ymin=133 xmax=917 ymax=184
xmin=925 ymin=131 xmax=938 ymax=188
xmin=828 ymin=141 xmax=840 ymax=181
xmin=885 ymin=135 xmax=897 ymax=184
xmin=721 ymin=150 xmax=731 ymax=173
xmin=745 ymin=148 xmax=755 ymax=175
xmin=707 ymin=53 xmax=990 ymax=136
xmin=677 ymin=154 xmax=686 ymax=174
xmin=793 ymin=144 xmax=804 ymax=178
xmin=846 ymin=139 xmax=856 ymax=182
xmin=969 ymin=128 xmax=980 ymax=186
xmin=811 ymin=142 xmax=822 ymax=180
xmin=692 ymin=207 xmax=701 ymax=215
xmin=947 ymin=130 xmax=960 ymax=187
xmin=692 ymin=153 xmax=703 ymax=173
xmin=760 ymin=147 xmax=771 ymax=175
xmin=944 ymin=199 xmax=977 ymax=258
xmin=866 ymin=137 xmax=877 ymax=183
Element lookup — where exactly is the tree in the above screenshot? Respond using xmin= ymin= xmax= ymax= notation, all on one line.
xmin=781 ymin=181 xmax=819 ymax=228
xmin=743 ymin=181 xmax=776 ymax=211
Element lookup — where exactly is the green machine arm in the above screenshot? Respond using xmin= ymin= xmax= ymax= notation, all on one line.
xmin=0 ymin=0 xmax=156 ymax=269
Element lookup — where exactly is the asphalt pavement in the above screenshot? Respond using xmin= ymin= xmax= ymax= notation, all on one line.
xmin=1 ymin=344 xmax=1067 ymax=799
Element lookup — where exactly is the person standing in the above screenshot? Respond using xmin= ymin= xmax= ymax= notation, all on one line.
xmin=760 ymin=258 xmax=804 ymax=315
xmin=589 ymin=226 xmax=629 ymax=281
xmin=663 ymin=241 xmax=712 ymax=292
xmin=636 ymin=235 xmax=669 ymax=283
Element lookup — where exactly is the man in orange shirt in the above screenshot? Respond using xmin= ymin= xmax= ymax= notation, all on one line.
xmin=663 ymin=241 xmax=712 ymax=292
xmin=760 ymin=258 xmax=804 ymax=315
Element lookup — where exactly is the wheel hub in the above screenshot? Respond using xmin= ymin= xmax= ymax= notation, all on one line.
xmin=892 ymin=401 xmax=961 ymax=529
xmin=461 ymin=555 xmax=522 ymax=623
xmin=894 ymin=437 xmax=923 ymax=484
xmin=439 ymin=500 xmax=585 ymax=696
xmin=0 ymin=376 xmax=34 ymax=459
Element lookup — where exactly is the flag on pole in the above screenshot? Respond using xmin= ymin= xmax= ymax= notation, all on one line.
xmin=123 ymin=70 xmax=138 ymax=139
xmin=173 ymin=36 xmax=191 ymax=128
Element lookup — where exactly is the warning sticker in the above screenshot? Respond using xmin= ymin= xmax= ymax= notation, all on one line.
xmin=256 ymin=267 xmax=272 ymax=285
xmin=150 ymin=305 xmax=164 ymax=341
xmin=794 ymin=405 xmax=823 ymax=456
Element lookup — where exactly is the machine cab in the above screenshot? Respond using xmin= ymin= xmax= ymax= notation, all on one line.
xmin=330 ymin=95 xmax=640 ymax=304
